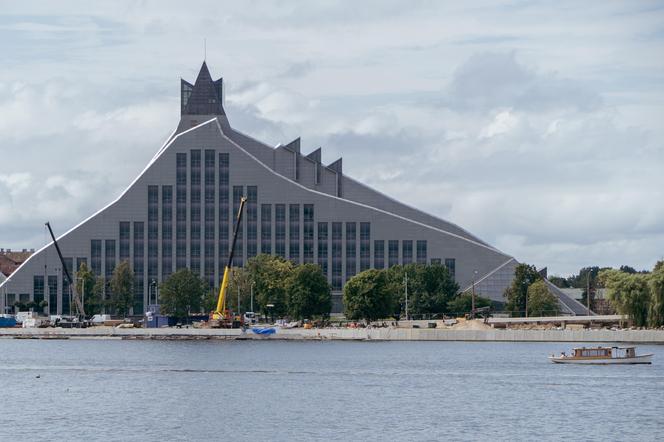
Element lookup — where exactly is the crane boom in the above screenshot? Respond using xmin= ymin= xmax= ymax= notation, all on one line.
xmin=45 ymin=222 xmax=86 ymax=318
xmin=213 ymin=196 xmax=247 ymax=320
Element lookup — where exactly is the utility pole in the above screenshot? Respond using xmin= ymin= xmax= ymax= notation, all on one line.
xmin=404 ymin=273 xmax=409 ymax=321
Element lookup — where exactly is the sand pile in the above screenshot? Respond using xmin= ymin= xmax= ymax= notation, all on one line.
xmin=452 ymin=319 xmax=492 ymax=330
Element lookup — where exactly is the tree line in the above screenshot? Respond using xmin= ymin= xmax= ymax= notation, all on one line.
xmin=503 ymin=263 xmax=560 ymax=317
xmin=520 ymin=261 xmax=664 ymax=327
xmin=342 ymin=262 xmax=490 ymax=322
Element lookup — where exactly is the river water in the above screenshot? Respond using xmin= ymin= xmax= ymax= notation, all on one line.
xmin=1 ymin=339 xmax=662 ymax=441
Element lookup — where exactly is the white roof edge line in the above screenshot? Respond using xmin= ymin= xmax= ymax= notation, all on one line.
xmin=215 ymin=120 xmax=510 ymax=255
xmin=460 ymin=257 xmax=516 ymax=293
xmin=342 ymin=174 xmax=498 ymax=251
xmin=0 ymin=119 xmax=218 ymax=290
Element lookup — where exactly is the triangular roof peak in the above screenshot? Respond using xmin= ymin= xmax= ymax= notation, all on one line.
xmin=181 ymin=61 xmax=225 ymax=116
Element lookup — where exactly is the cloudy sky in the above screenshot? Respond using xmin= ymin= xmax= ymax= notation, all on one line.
xmin=0 ymin=1 xmax=663 ymax=277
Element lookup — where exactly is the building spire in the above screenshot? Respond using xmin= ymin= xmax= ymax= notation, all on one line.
xmin=181 ymin=61 xmax=225 ymax=115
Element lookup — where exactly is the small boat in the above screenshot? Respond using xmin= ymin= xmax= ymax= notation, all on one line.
xmin=549 ymin=346 xmax=653 ymax=364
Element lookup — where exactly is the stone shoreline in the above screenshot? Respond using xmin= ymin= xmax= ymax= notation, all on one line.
xmin=1 ymin=327 xmax=664 ymax=343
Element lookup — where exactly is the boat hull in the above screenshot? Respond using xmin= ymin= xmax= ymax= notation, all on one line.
xmin=549 ymin=354 xmax=653 ymax=365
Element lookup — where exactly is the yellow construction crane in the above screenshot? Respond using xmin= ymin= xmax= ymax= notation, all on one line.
xmin=211 ymin=196 xmax=247 ymax=326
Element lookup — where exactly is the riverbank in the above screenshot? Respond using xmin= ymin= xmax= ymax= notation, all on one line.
xmin=2 ymin=326 xmax=664 ymax=343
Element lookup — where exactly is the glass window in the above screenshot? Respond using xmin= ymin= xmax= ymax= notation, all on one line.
xmin=332 ymin=222 xmax=342 ymax=290
xmin=303 ymin=204 xmax=314 ymax=263
xmin=374 ymin=240 xmax=384 ymax=269
xmin=416 ymin=240 xmax=427 ymax=264
xmin=261 ymin=204 xmax=272 ymax=255
xmin=275 ymin=204 xmax=286 ymax=257
xmin=388 ymin=240 xmax=399 ymax=267
xmin=402 ymin=240 xmax=413 ymax=265
xmin=346 ymin=222 xmax=356 ymax=280
xmin=317 ymin=222 xmax=328 ymax=277
xmin=289 ymin=204 xmax=300 ymax=263
xmin=445 ymin=258 xmax=456 ymax=281
xmin=360 ymin=222 xmax=370 ymax=271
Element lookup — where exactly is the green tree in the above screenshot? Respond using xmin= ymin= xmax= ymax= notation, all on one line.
xmin=548 ymin=276 xmax=570 ymax=288
xmin=599 ymin=269 xmax=650 ymax=327
xmin=285 ymin=263 xmax=332 ymax=320
xmin=109 ymin=260 xmax=134 ymax=317
xmin=90 ymin=277 xmax=107 ymax=315
xmin=385 ymin=265 xmax=406 ymax=318
xmin=447 ymin=292 xmax=492 ymax=315
xmin=245 ymin=254 xmax=294 ymax=318
xmin=75 ymin=262 xmax=97 ymax=315
xmin=504 ymin=263 xmax=542 ymax=317
xmin=526 ymin=280 xmax=559 ymax=317
xmin=343 ymin=269 xmax=395 ymax=322
xmin=159 ymin=269 xmax=207 ymax=322
xmin=406 ymin=263 xmax=459 ymax=316
xmin=648 ymin=262 xmax=664 ymax=327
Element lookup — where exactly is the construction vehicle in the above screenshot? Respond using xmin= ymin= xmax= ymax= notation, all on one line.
xmin=45 ymin=222 xmax=87 ymax=324
xmin=210 ymin=196 xmax=247 ymax=328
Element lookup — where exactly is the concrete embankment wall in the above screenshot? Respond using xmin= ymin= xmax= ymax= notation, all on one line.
xmin=1 ymin=327 xmax=664 ymax=343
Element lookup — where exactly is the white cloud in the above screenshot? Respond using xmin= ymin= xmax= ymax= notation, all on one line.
xmin=0 ymin=1 xmax=663 ymax=276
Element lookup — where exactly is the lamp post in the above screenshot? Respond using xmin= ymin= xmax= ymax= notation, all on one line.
xmin=471 ymin=269 xmax=478 ymax=319
xmin=149 ymin=279 xmax=157 ymax=309
xmin=250 ymin=281 xmax=255 ymax=313
xmin=404 ymin=272 xmax=409 ymax=321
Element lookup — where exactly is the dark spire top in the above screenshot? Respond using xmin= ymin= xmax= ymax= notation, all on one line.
xmin=181 ymin=61 xmax=225 ymax=115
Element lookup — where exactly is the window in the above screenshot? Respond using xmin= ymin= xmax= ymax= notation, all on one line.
xmin=119 ymin=222 xmax=130 ymax=261
xmin=247 ymin=186 xmax=258 ymax=259
xmin=218 ymin=153 xmax=229 ymax=273
xmin=133 ymin=222 xmax=144 ymax=313
xmin=105 ymin=240 xmax=116 ymax=298
xmin=190 ymin=151 xmax=202 ymax=275
xmin=289 ymin=204 xmax=300 ymax=263
xmin=402 ymin=240 xmax=413 ymax=265
xmin=445 ymin=258 xmax=456 ymax=281
xmin=317 ymin=222 xmax=328 ymax=277
xmin=47 ymin=276 xmax=58 ymax=315
xmin=91 ymin=239 xmax=102 ymax=276
xmin=148 ymin=186 xmax=158 ymax=282
xmin=360 ymin=222 xmax=370 ymax=271
xmin=162 ymin=186 xmax=173 ymax=279
xmin=204 ymin=150 xmax=216 ymax=288
xmin=33 ymin=275 xmax=44 ymax=307
xmin=346 ymin=223 xmax=356 ymax=280
xmin=275 ymin=204 xmax=286 ymax=257
xmin=332 ymin=222 xmax=342 ymax=290
xmin=303 ymin=204 xmax=314 ymax=263
xmin=374 ymin=240 xmax=384 ymax=269
xmin=261 ymin=204 xmax=272 ymax=254
xmin=416 ymin=240 xmax=427 ymax=264
xmin=388 ymin=240 xmax=399 ymax=267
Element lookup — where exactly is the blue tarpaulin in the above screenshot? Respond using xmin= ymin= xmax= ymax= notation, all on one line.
xmin=251 ymin=327 xmax=276 ymax=335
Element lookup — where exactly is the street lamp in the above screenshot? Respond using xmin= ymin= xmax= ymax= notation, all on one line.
xmin=404 ymin=272 xmax=409 ymax=321
xmin=77 ymin=276 xmax=86 ymax=314
xmin=471 ymin=269 xmax=478 ymax=319
xmin=149 ymin=279 xmax=157 ymax=308
xmin=250 ymin=281 xmax=255 ymax=313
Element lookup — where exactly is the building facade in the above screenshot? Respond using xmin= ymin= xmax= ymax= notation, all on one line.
xmin=0 ymin=62 xmax=588 ymax=315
